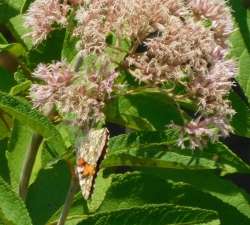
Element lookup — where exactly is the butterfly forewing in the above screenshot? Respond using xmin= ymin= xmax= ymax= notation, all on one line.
xmin=76 ymin=128 xmax=109 ymax=199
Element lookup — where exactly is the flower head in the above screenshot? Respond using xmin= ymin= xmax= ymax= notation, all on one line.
xmin=74 ymin=0 xmax=188 ymax=54
xmin=30 ymin=61 xmax=74 ymax=110
xmin=188 ymin=0 xmax=233 ymax=45
xmin=24 ymin=0 xmax=70 ymax=44
xmin=30 ymin=55 xmax=118 ymax=127
xmin=29 ymin=0 xmax=236 ymax=149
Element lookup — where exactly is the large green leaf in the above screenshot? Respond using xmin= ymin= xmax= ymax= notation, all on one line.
xmin=0 ymin=67 xmax=16 ymax=92
xmin=0 ymin=91 xmax=66 ymax=152
xmin=0 ymin=0 xmax=26 ymax=23
xmin=7 ymin=15 xmax=33 ymax=49
xmin=76 ymin=203 xmax=219 ymax=225
xmin=48 ymin=193 xmax=89 ymax=225
xmin=143 ymin=169 xmax=250 ymax=222
xmin=90 ymin=171 xmax=250 ymax=225
xmin=103 ymin=130 xmax=250 ymax=175
xmin=26 ymin=160 xmax=71 ymax=225
xmin=105 ymin=89 xmax=184 ymax=131
xmin=6 ymin=120 xmax=33 ymax=192
xmin=228 ymin=1 xmax=250 ymax=102
xmin=236 ymin=49 xmax=250 ymax=102
xmin=0 ymin=175 xmax=32 ymax=225
xmin=230 ymin=91 xmax=250 ymax=137
xmin=229 ymin=0 xmax=250 ymax=57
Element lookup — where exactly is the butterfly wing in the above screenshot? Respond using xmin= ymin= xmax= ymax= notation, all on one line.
xmin=76 ymin=128 xmax=109 ymax=199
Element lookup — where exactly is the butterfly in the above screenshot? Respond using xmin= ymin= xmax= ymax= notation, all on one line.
xmin=76 ymin=128 xmax=109 ymax=199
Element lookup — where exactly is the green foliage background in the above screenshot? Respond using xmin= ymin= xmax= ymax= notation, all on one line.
xmin=0 ymin=0 xmax=250 ymax=225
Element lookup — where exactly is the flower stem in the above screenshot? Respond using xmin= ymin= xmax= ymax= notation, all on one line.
xmin=19 ymin=133 xmax=43 ymax=200
xmin=57 ymin=172 xmax=79 ymax=225
xmin=19 ymin=107 xmax=53 ymax=200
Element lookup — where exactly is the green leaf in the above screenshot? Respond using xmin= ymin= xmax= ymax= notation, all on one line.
xmin=230 ymin=91 xmax=250 ymax=137
xmin=229 ymin=0 xmax=250 ymax=57
xmin=106 ymin=32 xmax=117 ymax=46
xmin=28 ymin=29 xmax=66 ymax=68
xmin=0 ymin=43 xmax=26 ymax=57
xmin=6 ymin=120 xmax=33 ymax=192
xmin=0 ymin=0 xmax=26 ymax=23
xmin=0 ymin=91 xmax=66 ymax=152
xmin=48 ymin=193 xmax=89 ymax=225
xmin=105 ymin=89 xmax=184 ymax=131
xmin=61 ymin=12 xmax=78 ymax=62
xmin=9 ymin=80 xmax=32 ymax=96
xmin=228 ymin=1 xmax=250 ymax=102
xmin=0 ymin=67 xmax=16 ymax=92
xmin=8 ymin=14 xmax=33 ymax=50
xmin=144 ymin=169 xmax=250 ymax=222
xmin=91 ymin=171 xmax=250 ymax=225
xmin=0 ymin=110 xmax=12 ymax=140
xmin=103 ymin=130 xmax=250 ymax=175
xmin=0 ymin=139 xmax=10 ymax=182
xmin=26 ymin=160 xmax=71 ymax=225
xmin=76 ymin=203 xmax=219 ymax=225
xmin=0 ymin=33 xmax=8 ymax=44
xmin=0 ymin=175 xmax=32 ymax=225
xmin=237 ymin=49 xmax=250 ymax=102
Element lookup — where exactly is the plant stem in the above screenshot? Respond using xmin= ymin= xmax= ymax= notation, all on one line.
xmin=19 ymin=107 xmax=52 ymax=200
xmin=19 ymin=133 xmax=43 ymax=200
xmin=57 ymin=172 xmax=79 ymax=225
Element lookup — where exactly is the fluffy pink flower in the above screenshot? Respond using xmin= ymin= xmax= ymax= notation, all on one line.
xmin=57 ymin=56 xmax=118 ymax=126
xmin=188 ymin=60 xmax=236 ymax=113
xmin=30 ymin=61 xmax=74 ymax=110
xmin=74 ymin=0 xmax=188 ymax=54
xmin=30 ymin=56 xmax=118 ymax=127
xmin=33 ymin=62 xmax=74 ymax=88
xmin=188 ymin=0 xmax=233 ymax=45
xmin=24 ymin=0 xmax=70 ymax=44
xmin=126 ymin=20 xmax=218 ymax=84
xmin=29 ymin=84 xmax=55 ymax=109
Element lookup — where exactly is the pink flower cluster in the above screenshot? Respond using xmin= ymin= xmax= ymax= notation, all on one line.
xmin=188 ymin=0 xmax=233 ymax=45
xmin=30 ymin=56 xmax=118 ymax=127
xmin=27 ymin=0 xmax=236 ymax=149
xmin=74 ymin=0 xmax=187 ymax=54
xmin=30 ymin=61 xmax=74 ymax=109
xmin=24 ymin=0 xmax=70 ymax=44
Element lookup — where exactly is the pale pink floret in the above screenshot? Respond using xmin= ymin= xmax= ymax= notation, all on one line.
xmin=182 ymin=59 xmax=237 ymax=149
xmin=189 ymin=60 xmax=236 ymax=112
xmin=126 ymin=20 xmax=218 ymax=84
xmin=57 ymin=56 xmax=118 ymax=126
xmin=33 ymin=62 xmax=74 ymax=88
xmin=30 ymin=61 xmax=74 ymax=109
xmin=30 ymin=56 xmax=118 ymax=127
xmin=24 ymin=0 xmax=70 ymax=44
xmin=30 ymin=84 xmax=55 ymax=108
xmin=74 ymin=0 xmax=188 ymax=54
xmin=188 ymin=0 xmax=233 ymax=44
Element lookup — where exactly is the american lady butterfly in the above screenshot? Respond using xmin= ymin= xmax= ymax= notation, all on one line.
xmin=76 ymin=128 xmax=109 ymax=199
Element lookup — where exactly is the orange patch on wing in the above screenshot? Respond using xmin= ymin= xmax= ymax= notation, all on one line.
xmin=83 ymin=163 xmax=96 ymax=176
